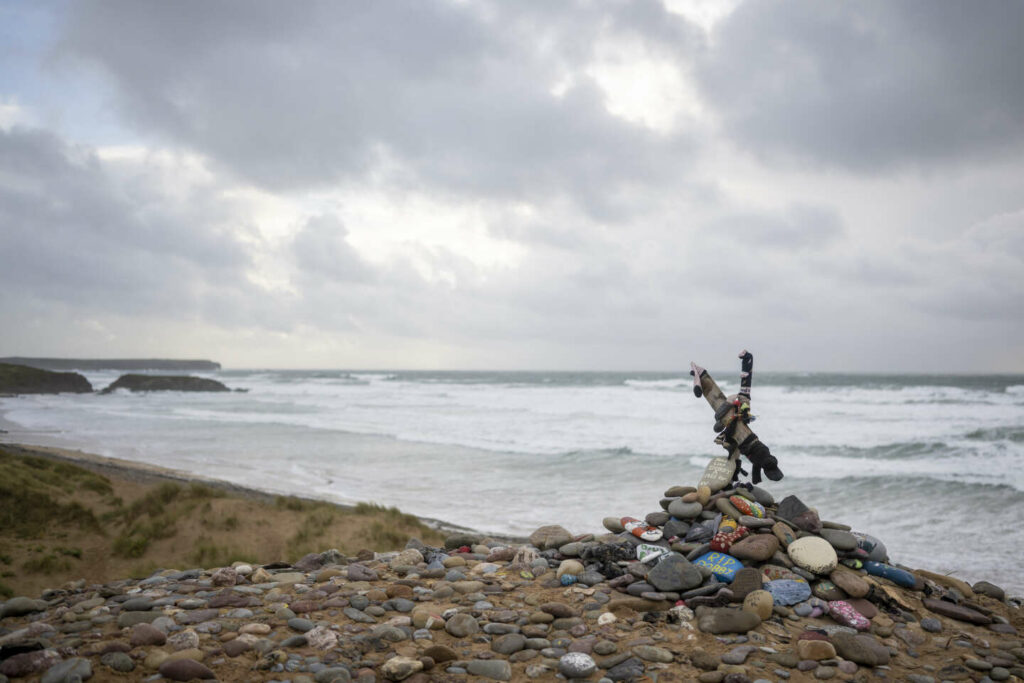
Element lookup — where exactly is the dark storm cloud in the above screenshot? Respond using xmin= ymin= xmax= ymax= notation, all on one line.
xmin=55 ymin=0 xmax=696 ymax=215
xmin=0 ymin=126 xmax=252 ymax=315
xmin=698 ymin=1 xmax=1024 ymax=169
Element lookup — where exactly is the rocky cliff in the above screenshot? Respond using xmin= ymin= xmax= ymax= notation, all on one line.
xmin=0 ymin=363 xmax=93 ymax=395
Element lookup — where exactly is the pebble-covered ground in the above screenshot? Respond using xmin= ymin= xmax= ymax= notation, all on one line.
xmin=1 ymin=482 xmax=1022 ymax=683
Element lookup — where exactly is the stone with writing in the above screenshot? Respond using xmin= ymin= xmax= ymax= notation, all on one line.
xmin=693 ymin=552 xmax=743 ymax=582
xmin=698 ymin=456 xmax=737 ymax=493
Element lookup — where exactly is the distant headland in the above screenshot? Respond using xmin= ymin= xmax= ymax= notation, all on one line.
xmin=0 ymin=357 xmax=221 ymax=372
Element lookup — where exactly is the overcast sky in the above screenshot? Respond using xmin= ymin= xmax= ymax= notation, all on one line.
xmin=2 ymin=0 xmax=1022 ymax=371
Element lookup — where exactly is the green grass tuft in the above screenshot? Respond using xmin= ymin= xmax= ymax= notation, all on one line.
xmin=21 ymin=553 xmax=73 ymax=574
xmin=190 ymin=536 xmax=257 ymax=567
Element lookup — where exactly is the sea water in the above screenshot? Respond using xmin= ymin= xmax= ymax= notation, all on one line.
xmin=2 ymin=369 xmax=1022 ymax=593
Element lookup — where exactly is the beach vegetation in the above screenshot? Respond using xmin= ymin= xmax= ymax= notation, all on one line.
xmin=112 ymin=515 xmax=178 ymax=558
xmin=0 ymin=580 xmax=12 ymax=598
xmin=275 ymin=495 xmax=315 ymax=511
xmin=361 ymin=519 xmax=410 ymax=549
xmin=22 ymin=553 xmax=74 ymax=574
xmin=190 ymin=535 xmax=257 ymax=567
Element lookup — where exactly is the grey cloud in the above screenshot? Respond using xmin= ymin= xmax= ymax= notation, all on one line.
xmin=56 ymin=0 xmax=697 ymax=216
xmin=291 ymin=215 xmax=374 ymax=283
xmin=0 ymin=126 xmax=252 ymax=316
xmin=705 ymin=204 xmax=844 ymax=250
xmin=697 ymin=1 xmax=1024 ymax=169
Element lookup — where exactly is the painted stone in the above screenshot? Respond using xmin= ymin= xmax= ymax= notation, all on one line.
xmin=863 ymin=561 xmax=916 ymax=589
xmin=729 ymin=495 xmax=765 ymax=518
xmin=772 ymin=522 xmax=796 ymax=547
xmin=742 ymin=590 xmax=774 ymax=620
xmin=763 ymin=579 xmax=812 ymax=606
xmin=710 ymin=527 xmax=749 ymax=553
xmin=762 ymin=565 xmax=801 ymax=582
xmin=698 ymin=456 xmax=736 ymax=493
xmin=812 ymin=580 xmax=846 ymax=601
xmin=692 ymin=552 xmax=743 ymax=582
xmin=828 ymin=600 xmax=871 ymax=631
xmin=853 ymin=533 xmax=889 ymax=562
xmin=787 ymin=537 xmax=838 ymax=575
xmin=729 ymin=534 xmax=779 ymax=562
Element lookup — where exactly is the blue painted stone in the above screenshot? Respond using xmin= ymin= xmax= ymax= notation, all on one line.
xmin=764 ymin=579 xmax=812 ymax=606
xmin=692 ymin=552 xmax=743 ymax=582
xmin=863 ymin=561 xmax=916 ymax=588
xmin=560 ymin=574 xmax=578 ymax=586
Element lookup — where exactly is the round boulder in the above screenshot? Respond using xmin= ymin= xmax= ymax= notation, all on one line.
xmin=787 ymin=536 xmax=838 ymax=575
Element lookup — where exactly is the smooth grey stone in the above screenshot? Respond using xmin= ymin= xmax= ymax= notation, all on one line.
xmin=100 ymin=651 xmax=135 ymax=673
xmin=648 ymin=554 xmax=703 ymax=592
xmin=668 ymin=499 xmax=703 ymax=519
xmin=663 ymin=519 xmax=691 ymax=539
xmin=466 ymin=659 xmax=511 ymax=680
xmin=41 ymin=658 xmax=92 ymax=683
xmin=491 ymin=633 xmax=527 ymax=655
xmin=750 ymin=486 xmax=774 ymax=506
xmin=342 ymin=607 xmax=375 ymax=624
xmin=121 ymin=598 xmax=154 ymax=611
xmin=281 ymin=635 xmax=308 ymax=648
xmin=819 ymin=528 xmax=858 ymax=551
xmin=288 ymin=618 xmax=316 ymax=633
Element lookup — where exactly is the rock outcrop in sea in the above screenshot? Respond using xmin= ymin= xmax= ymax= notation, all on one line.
xmin=100 ymin=375 xmax=231 ymax=394
xmin=0 ymin=482 xmax=1021 ymax=682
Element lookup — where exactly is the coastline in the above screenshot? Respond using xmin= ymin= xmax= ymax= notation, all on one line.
xmin=0 ymin=439 xmax=509 ymax=543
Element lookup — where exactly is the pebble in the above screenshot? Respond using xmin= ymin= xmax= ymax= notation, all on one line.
xmin=41 ymin=657 xmax=92 ymax=683
xmin=559 ymin=652 xmax=597 ymax=678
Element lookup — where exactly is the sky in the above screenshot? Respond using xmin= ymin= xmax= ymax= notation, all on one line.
xmin=1 ymin=0 xmax=1022 ymax=372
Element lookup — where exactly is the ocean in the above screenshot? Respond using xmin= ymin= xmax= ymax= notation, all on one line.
xmin=3 ymin=369 xmax=1023 ymax=594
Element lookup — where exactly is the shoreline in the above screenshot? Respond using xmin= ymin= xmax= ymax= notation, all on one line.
xmin=0 ymin=439 xmax=521 ymax=544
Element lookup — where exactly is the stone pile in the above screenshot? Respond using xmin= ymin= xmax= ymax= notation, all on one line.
xmin=0 ymin=485 xmax=1021 ymax=682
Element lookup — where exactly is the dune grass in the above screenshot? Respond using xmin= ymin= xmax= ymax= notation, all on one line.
xmin=1 ymin=445 xmax=449 ymax=596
